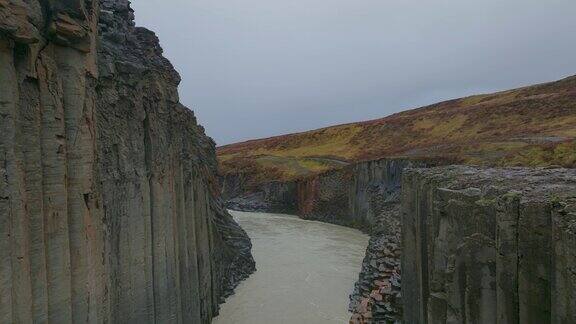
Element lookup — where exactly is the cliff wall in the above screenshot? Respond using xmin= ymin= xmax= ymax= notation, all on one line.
xmin=297 ymin=159 xmax=425 ymax=229
xmin=0 ymin=1 xmax=254 ymax=323
xmin=342 ymin=159 xmax=425 ymax=323
xmin=401 ymin=166 xmax=576 ymax=324
xmin=223 ymin=174 xmax=298 ymax=213
xmin=224 ymin=158 xmax=423 ymax=228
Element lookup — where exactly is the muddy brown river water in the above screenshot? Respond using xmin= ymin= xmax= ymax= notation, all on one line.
xmin=213 ymin=211 xmax=369 ymax=324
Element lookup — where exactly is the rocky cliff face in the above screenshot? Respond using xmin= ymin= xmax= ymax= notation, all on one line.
xmin=342 ymin=159 xmax=425 ymax=323
xmin=224 ymin=158 xmax=424 ymax=228
xmin=297 ymin=159 xmax=426 ymax=229
xmin=223 ymin=174 xmax=298 ymax=213
xmin=0 ymin=1 xmax=254 ymax=323
xmin=401 ymin=166 xmax=576 ymax=324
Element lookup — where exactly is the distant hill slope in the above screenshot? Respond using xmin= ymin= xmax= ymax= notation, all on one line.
xmin=218 ymin=75 xmax=576 ymax=186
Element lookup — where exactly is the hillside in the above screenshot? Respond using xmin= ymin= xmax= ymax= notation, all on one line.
xmin=218 ymin=75 xmax=576 ymax=186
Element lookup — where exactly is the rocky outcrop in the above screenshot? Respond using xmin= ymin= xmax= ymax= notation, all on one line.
xmin=349 ymin=233 xmax=403 ymax=324
xmin=401 ymin=166 xmax=576 ymax=324
xmin=343 ymin=159 xmax=425 ymax=323
xmin=0 ymin=1 xmax=254 ymax=323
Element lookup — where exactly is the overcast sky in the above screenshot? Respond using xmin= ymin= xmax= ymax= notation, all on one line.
xmin=131 ymin=0 xmax=576 ymax=145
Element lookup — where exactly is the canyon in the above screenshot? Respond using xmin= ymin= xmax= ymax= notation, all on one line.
xmin=219 ymin=76 xmax=576 ymax=322
xmin=221 ymin=158 xmax=576 ymax=323
xmin=0 ymin=1 xmax=254 ymax=323
xmin=222 ymin=158 xmax=424 ymax=322
xmin=1 ymin=0 xmax=575 ymax=324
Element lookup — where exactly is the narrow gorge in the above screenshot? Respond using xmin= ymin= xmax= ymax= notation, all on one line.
xmin=222 ymin=159 xmax=576 ymax=323
xmin=2 ymin=0 xmax=576 ymax=324
xmin=0 ymin=1 xmax=254 ymax=323
xmin=218 ymin=72 xmax=576 ymax=323
xmin=222 ymin=158 xmax=426 ymax=322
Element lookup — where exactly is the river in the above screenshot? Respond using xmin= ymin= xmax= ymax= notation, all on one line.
xmin=213 ymin=211 xmax=369 ymax=324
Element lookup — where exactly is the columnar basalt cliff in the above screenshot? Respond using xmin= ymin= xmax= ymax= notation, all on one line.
xmin=223 ymin=175 xmax=298 ymax=213
xmin=224 ymin=158 xmax=426 ymax=228
xmin=0 ymin=1 xmax=254 ymax=323
xmin=401 ymin=166 xmax=576 ymax=324
xmin=336 ymin=159 xmax=426 ymax=323
xmin=297 ymin=159 xmax=426 ymax=229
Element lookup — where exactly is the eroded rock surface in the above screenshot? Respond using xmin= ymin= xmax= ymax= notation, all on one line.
xmin=401 ymin=166 xmax=576 ymax=324
xmin=0 ymin=1 xmax=254 ymax=323
xmin=343 ymin=159 xmax=423 ymax=324
xmin=223 ymin=177 xmax=298 ymax=213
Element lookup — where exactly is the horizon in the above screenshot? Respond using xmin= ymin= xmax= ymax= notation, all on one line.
xmin=216 ymin=72 xmax=575 ymax=147
xmin=132 ymin=0 xmax=576 ymax=145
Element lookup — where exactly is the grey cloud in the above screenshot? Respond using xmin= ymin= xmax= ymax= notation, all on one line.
xmin=131 ymin=0 xmax=576 ymax=145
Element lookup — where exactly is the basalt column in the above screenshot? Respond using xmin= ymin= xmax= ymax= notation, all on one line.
xmin=0 ymin=1 xmax=254 ymax=323
xmin=401 ymin=166 xmax=576 ymax=324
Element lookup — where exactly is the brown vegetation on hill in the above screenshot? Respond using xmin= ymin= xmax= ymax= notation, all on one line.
xmin=218 ymin=75 xmax=576 ymax=185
